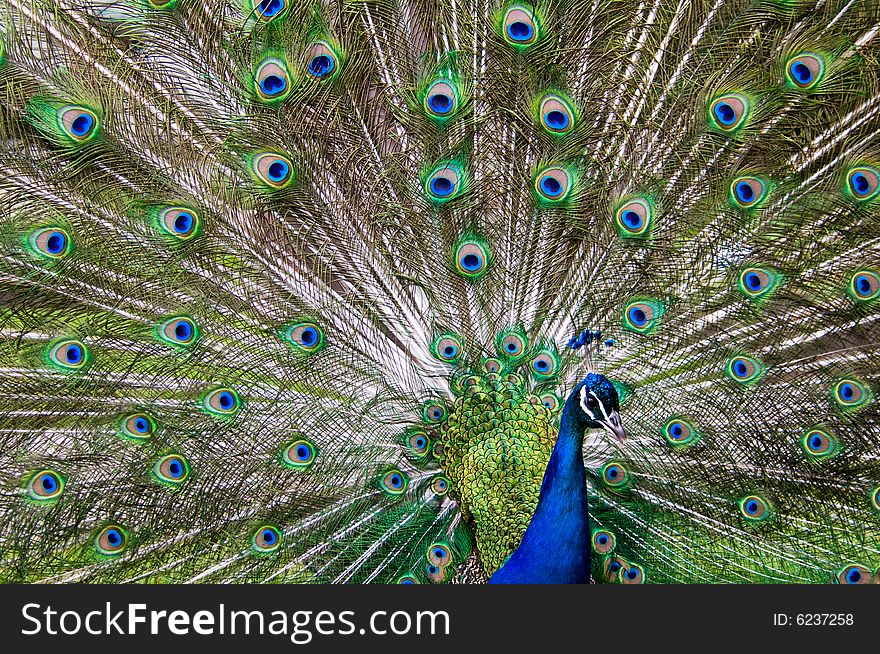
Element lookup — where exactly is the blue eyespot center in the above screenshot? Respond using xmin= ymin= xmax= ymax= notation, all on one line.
xmin=852 ymin=172 xmax=870 ymax=195
xmin=736 ymin=182 xmax=754 ymax=202
xmin=431 ymin=409 xmax=442 ymax=419
xmin=430 ymin=176 xmax=454 ymax=197
xmin=714 ymin=102 xmax=736 ymax=125
xmin=609 ymin=561 xmax=621 ymax=572
xmin=168 ymin=459 xmax=183 ymax=478
xmin=262 ymin=529 xmax=277 ymax=545
xmin=507 ymin=21 xmax=533 ymax=41
xmin=427 ymin=565 xmax=439 ymax=574
xmin=623 ymin=210 xmax=642 ymax=227
xmin=134 ymin=417 xmax=148 ymax=433
xmin=597 ymin=535 xmax=608 ymax=544
xmin=296 ymin=445 xmax=310 ymax=460
xmin=433 ymin=548 xmax=446 ymax=559
xmin=218 ymin=391 xmax=234 ymax=410
xmin=260 ymin=74 xmax=286 ymax=95
xmin=66 ymin=345 xmax=82 ymax=364
xmin=300 ymin=327 xmax=317 ymax=345
xmin=734 ymin=361 xmax=748 ymax=377
xmin=71 ymin=113 xmax=93 ymax=136
xmin=847 ymin=569 xmax=861 ymax=583
xmin=415 ymin=437 xmax=426 ymax=448
xmin=461 ymin=253 xmax=482 ymax=270
xmin=41 ymin=474 xmax=57 ymax=492
xmin=856 ymin=276 xmax=872 ymax=295
xmin=390 ymin=474 xmax=402 ymax=488
xmin=428 ymin=93 xmax=452 ymax=114
xmin=258 ymin=0 xmax=284 ymax=18
xmin=267 ymin=160 xmax=289 ymax=182
xmin=545 ymin=110 xmax=569 ymax=130
xmin=810 ymin=435 xmax=823 ymax=450
xmin=309 ymin=55 xmax=334 ymax=77
xmin=608 ymin=466 xmax=619 ymax=479
xmin=505 ymin=343 xmax=517 ymax=353
xmin=443 ymin=345 xmax=456 ymax=357
xmin=745 ymin=273 xmax=761 ymax=290
xmin=792 ymin=62 xmax=812 ymax=83
xmin=106 ymin=529 xmax=122 ymax=546
xmin=46 ymin=231 xmax=66 ymax=254
xmin=535 ymin=360 xmax=549 ymax=371
xmin=625 ymin=569 xmax=638 ymax=580
xmin=840 ymin=383 xmax=854 ymax=400
xmin=746 ymin=500 xmax=759 ymax=514
xmin=174 ymin=321 xmax=192 ymax=340
xmin=540 ymin=175 xmax=562 ymax=197
xmin=629 ymin=307 xmax=647 ymax=326
xmin=671 ymin=423 xmax=683 ymax=437
xmin=173 ymin=212 xmax=193 ymax=233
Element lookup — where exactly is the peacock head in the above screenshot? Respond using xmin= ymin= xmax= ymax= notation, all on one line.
xmin=564 ymin=373 xmax=625 ymax=443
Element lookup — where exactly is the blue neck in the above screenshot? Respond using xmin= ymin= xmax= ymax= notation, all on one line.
xmin=488 ymin=403 xmax=590 ymax=584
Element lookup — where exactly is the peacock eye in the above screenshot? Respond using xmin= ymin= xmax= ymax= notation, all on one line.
xmin=95 ymin=526 xmax=127 ymax=555
xmin=158 ymin=207 xmax=199 ymax=239
xmin=254 ymin=57 xmax=291 ymax=102
xmin=786 ymin=53 xmax=825 ymax=89
xmin=600 ymin=461 xmax=630 ymax=490
xmin=502 ymin=5 xmax=540 ymax=47
xmin=586 ymin=395 xmax=599 ymax=409
xmin=850 ymin=270 xmax=880 ymax=301
xmin=27 ymin=470 xmax=65 ymax=501
xmin=286 ymin=322 xmax=325 ymax=353
xmin=424 ymin=80 xmax=459 ymax=118
xmin=845 ymin=166 xmax=880 ymax=201
xmin=614 ymin=197 xmax=653 ymax=237
xmin=423 ymin=401 xmax=447 ymax=423
xmin=623 ymin=299 xmax=663 ymax=334
xmin=203 ymin=387 xmax=241 ymax=415
xmin=159 ymin=316 xmax=197 ymax=346
xmin=153 ymin=454 xmax=190 ymax=485
xmin=454 ymin=239 xmax=491 ymax=279
xmin=431 ymin=476 xmax=449 ymax=495
xmin=253 ymin=0 xmax=286 ymax=20
xmin=427 ymin=543 xmax=451 ymax=567
xmin=870 ymin=485 xmax=880 ymax=514
xmin=381 ymin=469 xmax=409 ymax=495
xmin=836 ymin=564 xmax=872 ymax=584
xmin=497 ymin=331 xmax=527 ymax=359
xmin=534 ymin=166 xmax=572 ymax=202
xmin=621 ymin=563 xmax=645 ymax=584
xmin=47 ymin=339 xmax=88 ymax=370
xmin=726 ymin=354 xmax=764 ymax=385
xmin=433 ymin=335 xmax=463 ymax=363
xmin=538 ymin=94 xmax=575 ymax=135
xmin=730 ymin=176 xmax=768 ymax=209
xmin=281 ymin=438 xmax=317 ymax=469
xmin=253 ymin=525 xmax=282 ymax=552
xmin=425 ymin=165 xmax=461 ymax=201
xmin=57 ymin=105 xmax=98 ymax=141
xmin=709 ymin=93 xmax=750 ymax=131
xmin=307 ymin=41 xmax=339 ymax=80
xmin=120 ymin=413 xmax=157 ymax=440
xmin=832 ymin=378 xmax=869 ymax=409
xmin=738 ymin=494 xmax=773 ymax=522
xmin=252 ymin=152 xmax=293 ymax=189
xmin=591 ymin=530 xmax=616 ymax=554
xmin=30 ymin=227 xmax=72 ymax=258
xmin=406 ymin=430 xmax=430 ymax=456
xmin=662 ymin=418 xmax=700 ymax=448
xmin=398 ymin=575 xmax=418 ymax=584
xmin=800 ymin=427 xmax=838 ymax=459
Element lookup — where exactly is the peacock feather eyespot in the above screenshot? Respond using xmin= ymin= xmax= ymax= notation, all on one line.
xmin=844 ymin=165 xmax=880 ymax=201
xmin=152 ymin=454 xmax=190 ymax=486
xmin=835 ymin=564 xmax=872 ymax=584
xmin=537 ymin=94 xmax=576 ymax=135
xmin=380 ymin=469 xmax=409 ymax=496
xmin=94 ymin=525 xmax=127 ymax=556
xmin=423 ymin=400 xmax=448 ymax=423
xmin=534 ymin=165 xmax=573 ymax=203
xmin=26 ymin=469 xmax=65 ymax=502
xmin=729 ymin=176 xmax=769 ymax=209
xmin=453 ymin=238 xmax=491 ymax=279
xmin=529 ymin=348 xmax=559 ymax=379
xmin=738 ymin=266 xmax=781 ymax=301
xmin=832 ymin=378 xmax=871 ymax=410
xmin=285 ymin=322 xmax=325 ymax=353
xmin=252 ymin=525 xmax=282 ymax=553
xmin=254 ymin=57 xmax=291 ymax=103
xmin=427 ymin=543 xmax=452 ymax=567
xmin=870 ymin=485 xmax=880 ymax=515
xmin=800 ymin=427 xmax=839 ymax=460
xmin=57 ymin=105 xmax=99 ymax=142
xmin=614 ymin=197 xmax=653 ymax=237
xmin=118 ymin=413 xmax=157 ymax=441
xmin=252 ymin=152 xmax=294 ymax=189
xmin=424 ymin=163 xmax=464 ymax=202
xmin=620 ymin=562 xmax=645 ymax=584
xmin=785 ymin=53 xmax=825 ymax=90
xmin=600 ymin=461 xmax=631 ymax=490
xmin=425 ymin=561 xmax=448 ymax=583
xmin=725 ymin=354 xmax=765 ymax=385
xmin=157 ymin=207 xmax=199 ymax=240
xmin=738 ymin=495 xmax=773 ymax=523
xmin=500 ymin=3 xmax=541 ymax=48
xmin=397 ymin=575 xmax=419 ymax=584
xmin=47 ymin=339 xmax=89 ymax=371
xmin=591 ymin=529 xmax=616 ymax=554
xmin=496 ymin=329 xmax=528 ymax=361
xmin=662 ymin=417 xmax=701 ymax=448
xmin=306 ymin=41 xmax=339 ymax=80
xmin=405 ymin=429 xmax=430 ymax=457
xmin=602 ymin=555 xmax=628 ymax=583
xmin=538 ymin=391 xmax=561 ymax=414
xmin=431 ymin=334 xmax=464 ymax=363
xmin=252 ymin=0 xmax=287 ymax=21
xmin=280 ymin=438 xmax=317 ymax=469
xmin=157 ymin=316 xmax=198 ymax=347
xmin=849 ymin=269 xmax=880 ymax=301
xmin=29 ymin=227 xmax=72 ymax=259
xmin=431 ymin=475 xmax=449 ymax=496
xmin=203 ymin=387 xmax=241 ymax=416
xmin=423 ymin=80 xmax=459 ymax=120
xmin=483 ymin=357 xmax=502 ymax=374
xmin=623 ymin=299 xmax=664 ymax=334
xmin=708 ymin=93 xmax=750 ymax=132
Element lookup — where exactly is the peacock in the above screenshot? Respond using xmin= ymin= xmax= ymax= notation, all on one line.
xmin=1 ymin=0 xmax=879 ymax=585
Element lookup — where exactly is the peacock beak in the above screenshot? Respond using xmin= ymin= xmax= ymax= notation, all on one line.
xmin=598 ymin=410 xmax=626 ymax=444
